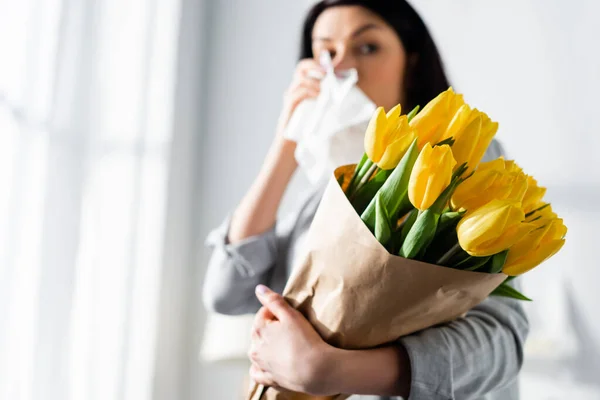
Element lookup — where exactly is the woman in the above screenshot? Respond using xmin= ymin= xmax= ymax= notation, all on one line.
xmin=203 ymin=1 xmax=528 ymax=399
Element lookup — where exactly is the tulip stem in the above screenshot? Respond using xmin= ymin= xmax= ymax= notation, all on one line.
xmin=354 ymin=163 xmax=378 ymax=194
xmin=437 ymin=243 xmax=462 ymax=265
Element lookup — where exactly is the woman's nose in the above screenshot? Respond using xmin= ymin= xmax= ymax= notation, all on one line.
xmin=331 ymin=48 xmax=356 ymax=72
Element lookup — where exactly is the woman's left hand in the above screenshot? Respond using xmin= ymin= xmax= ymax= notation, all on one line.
xmin=248 ymin=284 xmax=336 ymax=395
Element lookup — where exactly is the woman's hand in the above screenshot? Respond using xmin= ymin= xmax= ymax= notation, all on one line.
xmin=248 ymin=284 xmax=335 ymax=395
xmin=248 ymin=284 xmax=412 ymax=397
xmin=276 ymin=58 xmax=325 ymax=138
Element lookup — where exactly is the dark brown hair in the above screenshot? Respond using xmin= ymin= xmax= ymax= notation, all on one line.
xmin=300 ymin=0 xmax=450 ymax=111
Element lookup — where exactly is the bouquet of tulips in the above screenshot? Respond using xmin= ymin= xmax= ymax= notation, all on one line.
xmin=249 ymin=88 xmax=567 ymax=400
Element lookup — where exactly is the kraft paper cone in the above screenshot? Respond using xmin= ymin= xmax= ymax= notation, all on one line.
xmin=249 ymin=166 xmax=506 ymax=399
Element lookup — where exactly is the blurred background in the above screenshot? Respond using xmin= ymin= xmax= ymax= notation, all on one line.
xmin=1 ymin=0 xmax=599 ymax=399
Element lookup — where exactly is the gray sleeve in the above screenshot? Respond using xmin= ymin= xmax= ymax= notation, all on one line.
xmin=398 ymin=280 xmax=529 ymax=400
xmin=202 ymin=215 xmax=280 ymax=315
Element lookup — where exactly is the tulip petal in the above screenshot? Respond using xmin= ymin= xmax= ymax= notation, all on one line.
xmin=503 ymin=238 xmax=565 ymax=276
xmin=522 ymin=176 xmax=547 ymax=214
xmin=473 ymin=221 xmax=536 ymax=257
xmin=386 ymin=104 xmax=402 ymax=120
xmin=451 ymin=169 xmax=500 ymax=211
xmin=364 ymin=107 xmax=387 ymax=163
xmin=411 ymin=88 xmax=465 ymax=148
xmin=458 ymin=200 xmax=514 ymax=247
xmin=505 ymin=225 xmax=549 ymax=265
xmin=408 ymin=144 xmax=455 ymax=210
xmin=442 ymin=104 xmax=472 ymax=141
xmin=377 ymin=130 xmax=416 ymax=170
xmin=478 ymin=157 xmax=506 ymax=172
xmin=452 ymin=115 xmax=482 ymax=172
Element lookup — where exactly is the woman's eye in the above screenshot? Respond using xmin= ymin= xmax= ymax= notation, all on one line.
xmin=327 ymin=49 xmax=337 ymax=58
xmin=358 ymin=43 xmax=378 ymax=55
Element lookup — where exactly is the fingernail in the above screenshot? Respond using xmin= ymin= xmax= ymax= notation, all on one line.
xmin=256 ymin=284 xmax=269 ymax=295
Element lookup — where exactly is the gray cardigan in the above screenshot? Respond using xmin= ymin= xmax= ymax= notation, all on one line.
xmin=202 ymin=141 xmax=529 ymax=400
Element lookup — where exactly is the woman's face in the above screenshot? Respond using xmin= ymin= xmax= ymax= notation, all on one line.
xmin=312 ymin=6 xmax=407 ymax=112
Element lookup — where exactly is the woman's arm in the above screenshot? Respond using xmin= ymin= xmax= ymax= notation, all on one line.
xmin=322 ymin=344 xmax=412 ymax=397
xmin=203 ymin=59 xmax=324 ymax=315
xmin=250 ymin=283 xmax=528 ymax=399
xmin=202 ymin=139 xmax=296 ymax=315
xmin=228 ymin=137 xmax=297 ymax=242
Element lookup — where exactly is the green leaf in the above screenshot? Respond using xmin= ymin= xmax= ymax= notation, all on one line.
xmin=399 ymin=209 xmax=439 ymax=259
xmin=355 ymin=153 xmax=369 ymax=176
xmin=454 ymin=255 xmax=491 ymax=271
xmin=351 ymin=169 xmax=393 ymax=214
xmin=437 ymin=211 xmax=464 ymax=235
xmin=399 ymin=209 xmax=418 ymax=245
xmin=347 ymin=158 xmax=374 ymax=197
xmin=490 ymin=282 xmax=532 ymax=301
xmin=374 ymin=193 xmax=392 ymax=246
xmin=490 ymin=250 xmax=509 ymax=274
xmin=406 ymin=105 xmax=420 ymax=122
xmin=361 ymin=138 xmax=419 ymax=231
xmin=346 ymin=154 xmax=367 ymax=195
xmin=422 ymin=213 xmax=462 ymax=263
xmin=389 ymin=209 xmax=417 ymax=254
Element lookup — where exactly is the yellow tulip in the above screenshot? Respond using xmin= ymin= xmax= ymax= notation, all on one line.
xmin=449 ymin=112 xmax=498 ymax=173
xmin=451 ymin=158 xmax=527 ymax=211
xmin=457 ymin=199 xmax=536 ymax=257
xmin=452 ymin=171 xmax=527 ymax=212
xmin=503 ymin=218 xmax=567 ymax=276
xmin=410 ymin=88 xmax=465 ymax=148
xmin=408 ymin=144 xmax=456 ymax=210
xmin=521 ymin=176 xmax=547 ymax=214
xmin=477 ymin=159 xmax=527 ymax=203
xmin=364 ymin=105 xmax=417 ymax=170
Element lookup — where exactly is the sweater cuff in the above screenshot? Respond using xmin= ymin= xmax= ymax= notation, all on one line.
xmin=205 ymin=215 xmax=277 ymax=277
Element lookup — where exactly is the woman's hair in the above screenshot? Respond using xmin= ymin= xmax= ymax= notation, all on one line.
xmin=300 ymin=0 xmax=450 ymax=112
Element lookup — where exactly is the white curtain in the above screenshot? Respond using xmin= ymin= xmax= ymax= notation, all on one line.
xmin=0 ymin=0 xmax=184 ymax=399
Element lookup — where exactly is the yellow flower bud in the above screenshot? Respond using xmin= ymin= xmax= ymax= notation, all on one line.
xmin=503 ymin=218 xmax=567 ymax=275
xmin=451 ymin=159 xmax=528 ymax=212
xmin=408 ymin=144 xmax=456 ymax=210
xmin=450 ymin=112 xmax=498 ymax=173
xmin=410 ymin=88 xmax=465 ymax=148
xmin=364 ymin=105 xmax=416 ymax=170
xmin=457 ymin=199 xmax=536 ymax=257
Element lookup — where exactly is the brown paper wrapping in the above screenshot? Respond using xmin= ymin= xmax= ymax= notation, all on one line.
xmin=249 ymin=167 xmax=506 ymax=400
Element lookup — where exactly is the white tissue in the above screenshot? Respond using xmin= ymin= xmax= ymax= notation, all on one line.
xmin=284 ymin=51 xmax=376 ymax=185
